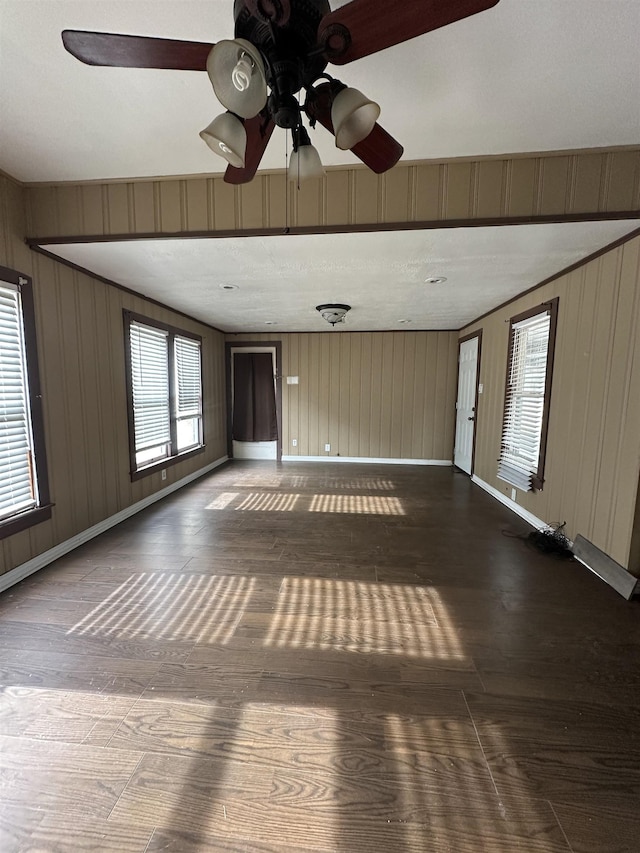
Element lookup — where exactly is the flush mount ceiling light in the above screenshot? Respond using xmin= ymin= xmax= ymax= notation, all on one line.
xmin=62 ymin=1 xmax=500 ymax=185
xmin=316 ymin=303 xmax=351 ymax=326
xmin=424 ymin=276 xmax=448 ymax=285
xmin=219 ymin=283 xmax=239 ymax=290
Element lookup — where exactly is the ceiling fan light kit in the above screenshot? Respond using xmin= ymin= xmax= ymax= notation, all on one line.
xmin=199 ymin=112 xmax=247 ymax=168
xmin=61 ymin=0 xmax=500 ymax=184
xmin=206 ymin=38 xmax=268 ymax=118
xmin=330 ymin=85 xmax=380 ymax=150
xmin=289 ymin=125 xmax=325 ymax=181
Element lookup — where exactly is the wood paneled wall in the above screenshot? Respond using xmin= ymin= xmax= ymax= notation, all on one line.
xmin=461 ymin=234 xmax=640 ymax=572
xmin=227 ymin=332 xmax=458 ymax=461
xmin=26 ymin=149 xmax=640 ymax=239
xmin=0 ymin=174 xmax=227 ymax=577
xmin=8 ymin=146 xmax=640 ymax=575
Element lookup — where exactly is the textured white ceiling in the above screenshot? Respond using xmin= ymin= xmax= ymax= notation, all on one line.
xmin=4 ymin=2 xmax=639 ymax=332
xmin=1 ymin=0 xmax=639 ymax=182
xmin=44 ymin=221 xmax=640 ymax=332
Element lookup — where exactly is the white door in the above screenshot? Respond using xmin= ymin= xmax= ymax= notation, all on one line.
xmin=454 ymin=336 xmax=479 ymax=475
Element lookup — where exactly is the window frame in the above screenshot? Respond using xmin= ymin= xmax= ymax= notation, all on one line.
xmin=0 ymin=264 xmax=52 ymax=540
xmin=123 ymin=310 xmax=205 ymax=481
xmin=498 ymin=297 xmax=559 ymax=492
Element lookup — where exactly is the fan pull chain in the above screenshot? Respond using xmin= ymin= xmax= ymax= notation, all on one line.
xmin=284 ymin=127 xmax=290 ymax=233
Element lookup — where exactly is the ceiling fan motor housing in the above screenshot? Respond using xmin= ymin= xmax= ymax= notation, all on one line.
xmin=234 ymin=0 xmax=331 ymax=127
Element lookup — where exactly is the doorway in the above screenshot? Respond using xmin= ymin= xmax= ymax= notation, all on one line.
xmin=454 ymin=331 xmax=482 ymax=475
xmin=226 ymin=342 xmax=282 ymax=461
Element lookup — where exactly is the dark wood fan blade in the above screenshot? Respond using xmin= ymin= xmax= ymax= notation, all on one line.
xmin=318 ymin=0 xmax=499 ymax=64
xmin=307 ymin=83 xmax=403 ymax=173
xmin=62 ymin=30 xmax=213 ymax=70
xmin=224 ymin=114 xmax=276 ymax=184
xmin=350 ymin=124 xmax=404 ymax=174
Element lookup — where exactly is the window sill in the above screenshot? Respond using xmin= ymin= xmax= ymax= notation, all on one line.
xmin=130 ymin=445 xmax=206 ymax=482
xmin=0 ymin=504 xmax=53 ymax=541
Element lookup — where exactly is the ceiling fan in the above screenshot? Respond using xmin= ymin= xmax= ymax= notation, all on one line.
xmin=62 ymin=0 xmax=499 ymax=185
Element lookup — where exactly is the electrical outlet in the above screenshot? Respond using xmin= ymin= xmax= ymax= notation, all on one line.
xmin=161 ymin=469 xmax=167 ymax=481
xmin=511 ymin=488 xmax=517 ymax=501
xmin=292 ymin=438 xmax=297 ymax=447
xmin=325 ymin=443 xmax=331 ymax=452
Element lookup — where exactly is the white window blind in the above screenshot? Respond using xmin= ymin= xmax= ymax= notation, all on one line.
xmin=175 ymin=336 xmax=201 ymax=417
xmin=174 ymin=335 xmax=202 ymax=452
xmin=498 ymin=309 xmax=552 ymax=492
xmin=0 ymin=283 xmax=37 ymax=520
xmin=130 ymin=322 xmax=171 ymax=467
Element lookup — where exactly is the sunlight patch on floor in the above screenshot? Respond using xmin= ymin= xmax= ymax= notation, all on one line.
xmin=206 ymin=492 xmax=239 ymax=509
xmin=67 ymin=574 xmax=255 ymax=644
xmin=264 ymin=579 xmax=463 ymax=658
xmin=309 ymin=494 xmax=405 ymax=515
xmin=235 ymin=492 xmax=300 ymax=512
xmin=205 ymin=492 xmax=404 ymax=515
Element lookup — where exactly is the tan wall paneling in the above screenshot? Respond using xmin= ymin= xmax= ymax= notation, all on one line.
xmin=353 ymin=169 xmax=381 ymax=225
xmin=505 ymin=157 xmax=538 ymax=218
xmin=131 ymin=182 xmax=157 ymax=233
xmin=383 ymin=166 xmax=411 ymax=224
xmin=538 ymin=155 xmax=570 ymax=215
xmin=226 ymin=330 xmax=458 ymax=461
xmin=571 ymin=153 xmax=605 ymax=214
xmin=324 ymin=170 xmax=351 ymax=227
xmin=267 ymin=174 xmax=287 ymax=230
xmin=0 ymin=174 xmax=227 ymax=578
xmin=413 ymin=163 xmax=442 ymax=222
xmin=25 ymin=148 xmax=640 ymax=240
xmin=213 ymin=179 xmax=238 ymax=231
xmin=460 ymin=234 xmax=640 ymax=572
xmin=104 ymin=183 xmax=131 ymax=234
xmin=239 ymin=178 xmax=267 ymax=231
xmin=183 ymin=177 xmax=209 ymax=232
xmin=475 ymin=160 xmax=507 ymax=219
xmin=158 ymin=181 xmax=184 ymax=233
xmin=291 ymin=175 xmax=323 ymax=228
xmin=443 ymin=161 xmax=474 ymax=220
xmin=606 ymin=150 xmax=640 ymax=213
xmin=1 ymin=175 xmax=33 ymax=272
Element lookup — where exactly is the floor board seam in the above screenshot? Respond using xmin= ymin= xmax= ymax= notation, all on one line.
xmin=548 ymin=799 xmax=577 ymax=853
xmin=461 ymin=689 xmax=502 ymax=799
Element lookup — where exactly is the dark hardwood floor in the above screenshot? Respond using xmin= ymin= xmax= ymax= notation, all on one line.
xmin=1 ymin=462 xmax=639 ymax=852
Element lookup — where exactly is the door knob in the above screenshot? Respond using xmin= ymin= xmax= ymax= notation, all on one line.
xmin=467 ymin=416 xmax=475 ymax=421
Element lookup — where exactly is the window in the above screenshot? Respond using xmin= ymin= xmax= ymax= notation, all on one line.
xmin=124 ymin=311 xmax=203 ymax=478
xmin=498 ymin=298 xmax=558 ymax=492
xmin=0 ymin=265 xmax=51 ymax=539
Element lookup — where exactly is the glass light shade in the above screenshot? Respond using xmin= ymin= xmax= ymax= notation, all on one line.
xmin=289 ymin=144 xmax=325 ymax=182
xmin=331 ymin=87 xmax=380 ymax=150
xmin=206 ymin=39 xmax=267 ymax=119
xmin=199 ymin=113 xmax=246 ymax=169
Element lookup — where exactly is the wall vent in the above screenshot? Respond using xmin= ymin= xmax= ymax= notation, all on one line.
xmin=573 ymin=534 xmax=640 ymax=600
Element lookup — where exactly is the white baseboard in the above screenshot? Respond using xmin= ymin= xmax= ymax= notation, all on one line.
xmin=0 ymin=455 xmax=228 ymax=595
xmin=471 ymin=474 xmax=547 ymax=530
xmin=232 ymin=440 xmax=277 ymax=460
xmin=281 ymin=456 xmax=452 ymax=466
